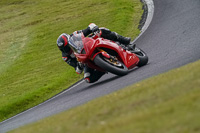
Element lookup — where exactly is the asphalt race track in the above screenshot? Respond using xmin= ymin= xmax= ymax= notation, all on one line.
xmin=1 ymin=0 xmax=200 ymax=132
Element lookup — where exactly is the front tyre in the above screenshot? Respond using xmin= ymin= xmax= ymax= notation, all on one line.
xmin=94 ymin=54 xmax=128 ymax=76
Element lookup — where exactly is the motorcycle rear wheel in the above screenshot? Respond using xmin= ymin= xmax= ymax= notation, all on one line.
xmin=94 ymin=54 xmax=128 ymax=76
xmin=130 ymin=47 xmax=148 ymax=67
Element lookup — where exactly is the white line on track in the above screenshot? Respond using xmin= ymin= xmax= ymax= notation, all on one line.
xmin=132 ymin=0 xmax=154 ymax=43
xmin=0 ymin=80 xmax=85 ymax=124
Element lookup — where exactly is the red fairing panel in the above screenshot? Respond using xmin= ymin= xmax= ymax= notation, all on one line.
xmin=75 ymin=35 xmax=139 ymax=70
xmin=123 ymin=51 xmax=139 ymax=69
xmin=93 ymin=38 xmax=139 ymax=69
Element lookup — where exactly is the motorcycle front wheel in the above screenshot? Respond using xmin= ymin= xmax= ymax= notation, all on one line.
xmin=94 ymin=54 xmax=128 ymax=76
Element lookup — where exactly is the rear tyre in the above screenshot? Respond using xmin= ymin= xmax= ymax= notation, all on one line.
xmin=94 ymin=54 xmax=128 ymax=76
xmin=130 ymin=47 xmax=148 ymax=67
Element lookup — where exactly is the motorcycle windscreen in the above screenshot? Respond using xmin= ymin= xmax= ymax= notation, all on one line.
xmin=68 ymin=33 xmax=84 ymax=54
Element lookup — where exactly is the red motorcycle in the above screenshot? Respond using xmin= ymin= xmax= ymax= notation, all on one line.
xmin=68 ymin=32 xmax=148 ymax=76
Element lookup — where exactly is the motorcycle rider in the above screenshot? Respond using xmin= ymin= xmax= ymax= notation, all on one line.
xmin=56 ymin=23 xmax=131 ymax=83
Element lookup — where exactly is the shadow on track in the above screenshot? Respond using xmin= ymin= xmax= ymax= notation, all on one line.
xmin=74 ymin=75 xmax=121 ymax=93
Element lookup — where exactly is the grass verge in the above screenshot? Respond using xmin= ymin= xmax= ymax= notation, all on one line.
xmin=9 ymin=60 xmax=200 ymax=133
xmin=0 ymin=0 xmax=143 ymax=122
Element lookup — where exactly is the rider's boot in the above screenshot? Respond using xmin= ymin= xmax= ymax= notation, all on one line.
xmin=84 ymin=73 xmax=91 ymax=83
xmin=115 ymin=33 xmax=131 ymax=46
xmin=83 ymin=65 xmax=91 ymax=83
xmin=126 ymin=42 xmax=136 ymax=51
xmin=83 ymin=65 xmax=106 ymax=83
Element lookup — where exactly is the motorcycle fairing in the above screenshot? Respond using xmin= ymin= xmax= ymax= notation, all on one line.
xmin=70 ymin=32 xmax=139 ymax=70
xmin=88 ymin=38 xmax=139 ymax=69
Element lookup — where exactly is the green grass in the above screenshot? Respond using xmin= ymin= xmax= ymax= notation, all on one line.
xmin=0 ymin=0 xmax=143 ymax=122
xmin=9 ymin=60 xmax=200 ymax=133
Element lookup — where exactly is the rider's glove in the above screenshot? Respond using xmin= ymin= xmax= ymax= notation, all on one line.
xmin=89 ymin=23 xmax=100 ymax=33
xmin=75 ymin=62 xmax=84 ymax=74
